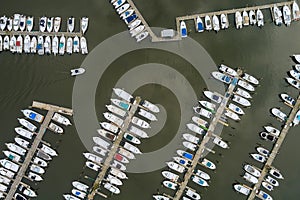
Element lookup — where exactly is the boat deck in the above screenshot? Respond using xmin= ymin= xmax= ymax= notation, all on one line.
xmin=4 ymin=101 xmax=72 ymax=200
xmin=247 ymin=94 xmax=300 ymax=200
xmin=87 ymin=97 xmax=141 ymax=200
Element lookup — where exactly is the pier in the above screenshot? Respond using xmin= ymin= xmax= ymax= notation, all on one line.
xmin=87 ymin=96 xmax=141 ymax=200
xmin=5 ymin=101 xmax=72 ymax=200
xmin=172 ymin=69 xmax=243 ymax=199
xmin=247 ymin=94 xmax=300 ymax=200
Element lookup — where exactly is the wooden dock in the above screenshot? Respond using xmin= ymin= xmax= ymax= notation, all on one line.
xmin=31 ymin=101 xmax=73 ymax=116
xmin=172 ymin=70 xmax=243 ymax=199
xmin=87 ymin=97 xmax=141 ymax=200
xmin=247 ymin=94 xmax=300 ymax=200
xmin=4 ymin=101 xmax=72 ymax=200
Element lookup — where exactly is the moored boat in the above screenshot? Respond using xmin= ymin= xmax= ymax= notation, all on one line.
xmin=192 ymin=116 xmax=209 ymax=129
xmin=173 ymin=156 xmax=190 ymax=167
xmin=93 ymin=145 xmax=108 ymax=157
xmin=228 ymin=103 xmax=245 ymax=115
xmin=193 ymin=106 xmax=212 ymax=119
xmin=113 ymin=88 xmax=133 ymax=102
xmin=256 ymin=146 xmax=270 ymax=157
xmin=293 ymin=109 xmax=300 ymax=126
xmin=163 ymin=180 xmax=177 ymax=190
xmin=52 ymin=113 xmax=71 ymax=126
xmin=256 ymin=190 xmax=273 ymax=200
xmin=260 ymin=131 xmax=276 ymax=142
xmin=48 ymin=122 xmax=63 ymax=134
xmin=191 ymin=175 xmax=209 ymax=187
xmin=232 ymin=94 xmax=251 ymax=107
xmin=130 ymin=25 xmax=145 ymax=37
xmin=257 ymin=9 xmax=264 ymax=27
xmin=249 ymin=10 xmax=256 ymax=25
xmin=85 ymin=161 xmax=101 ymax=172
xmin=200 ymin=158 xmax=216 ymax=170
xmin=39 ymin=16 xmax=47 ymax=32
xmin=106 ymin=104 xmax=126 ymax=117
xmin=183 ymin=133 xmax=200 ymax=144
xmin=131 ymin=116 xmax=150 ymax=129
xmin=37 ymin=35 xmax=44 ymax=55
xmin=30 ymin=164 xmax=45 ymax=174
xmin=213 ymin=137 xmax=229 ymax=149
xmin=289 ymin=69 xmax=300 ymax=81
xmin=46 ymin=17 xmax=54 ymax=32
xmin=59 ymin=35 xmax=65 ymax=55
xmin=251 ymin=153 xmax=266 ymax=163
xmin=123 ymin=142 xmax=142 ymax=154
xmin=135 ymin=31 xmax=149 ymax=42
xmin=16 ymin=35 xmax=23 ymax=54
xmin=283 ymin=5 xmax=292 ymax=26
xmin=83 ymin=152 xmax=103 ymax=165
xmin=161 ymin=171 xmax=179 ymax=182
xmin=36 ymin=150 xmax=52 ymax=161
xmin=142 ymin=100 xmax=160 ymax=113
xmin=32 ymin=157 xmax=47 ymax=167
xmin=67 ymin=17 xmax=75 ymax=32
xmin=128 ymin=19 xmax=142 ymax=31
xmin=0 ymin=159 xmax=19 ymax=172
xmin=73 ymin=36 xmax=80 ymax=53
xmin=262 ymin=181 xmax=274 ymax=191
xmin=3 ymin=150 xmax=21 ymax=162
xmin=186 ymin=189 xmax=201 ymax=200
xmin=110 ymin=167 xmax=128 ymax=179
xmin=100 ymin=122 xmax=119 ymax=134
xmin=235 ymin=88 xmax=252 ymax=99
xmin=103 ymin=182 xmax=120 ymax=194
xmin=280 ymin=93 xmax=296 ymax=106
xmin=72 ymin=181 xmax=89 ymax=192
xmin=93 ymin=136 xmax=111 ymax=149
xmin=0 ymin=16 xmax=7 ymax=31
xmin=219 ymin=64 xmax=238 ymax=76
xmin=273 ymin=4 xmax=283 ymax=26
xmin=180 ymin=21 xmax=187 ymax=38
xmin=53 ymin=17 xmax=61 ymax=32
xmin=111 ymin=98 xmax=131 ymax=111
xmin=24 ymin=35 xmax=31 ymax=53
xmin=97 ymin=128 xmax=117 ymax=141
xmin=264 ymin=126 xmax=280 ymax=137
xmin=194 ymin=169 xmax=210 ymax=180
xmin=0 ymin=167 xmax=15 ymax=179
xmin=6 ymin=143 xmax=26 ymax=156
xmin=285 ymin=77 xmax=300 ymax=89
xmin=235 ymin=11 xmax=243 ymax=29
xmin=18 ymin=118 xmax=37 ymax=132
xmin=129 ymin=125 xmax=149 ymax=138
xmin=220 ymin=13 xmax=229 ymax=29
xmin=205 ymin=15 xmax=212 ymax=31
xmin=118 ymin=148 xmax=135 ymax=160
xmin=212 ymin=15 xmax=220 ymax=32
xmin=52 ymin=35 xmax=59 ymax=55
xmin=183 ymin=141 xmax=197 ymax=151
xmin=21 ymin=109 xmax=44 ymax=123
xmin=203 ymin=91 xmax=222 ymax=103
xmin=66 ymin=37 xmax=73 ymax=54
xmin=242 ymin=10 xmax=250 ymax=26
xmin=123 ymin=132 xmax=141 ymax=145
xmin=114 ymin=153 xmax=129 ymax=164
xmin=242 ymin=73 xmax=259 ymax=85
xmin=0 ymin=174 xmax=11 ymax=185
xmin=292 ymin=1 xmax=300 ymax=20
xmin=196 ymin=16 xmax=204 ymax=32
xmin=26 ymin=16 xmax=34 ymax=32
xmin=153 ymin=195 xmax=170 ymax=200
xmin=28 ymin=171 xmax=43 ymax=182
xmin=238 ymin=80 xmax=255 ymax=92
xmin=81 ymin=17 xmax=89 ymax=34
xmin=186 ymin=123 xmax=206 ymax=135
xmin=166 ymin=161 xmax=185 ymax=173
xmin=234 ymin=183 xmax=251 ymax=195
xmin=106 ymin=174 xmax=123 ymax=186
xmin=104 ymin=112 xmax=124 ymax=127
xmin=63 ymin=194 xmax=81 ymax=200
xmin=269 ymin=167 xmax=284 ymax=179
xmin=72 ymin=189 xmax=86 ymax=199
xmin=244 ymin=164 xmax=261 ymax=177
xmin=271 ymin=108 xmax=287 ymax=121
xmin=138 ymin=108 xmax=157 ymax=121
xmin=41 ymin=144 xmax=58 ymax=157
xmin=224 ymin=109 xmax=241 ymax=121
xmin=211 ymin=71 xmax=232 ymax=84
xmin=71 ymin=68 xmax=85 ymax=76
xmin=111 ymin=160 xmax=126 ymax=171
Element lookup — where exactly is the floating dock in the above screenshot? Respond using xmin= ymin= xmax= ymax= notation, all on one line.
xmin=87 ymin=96 xmax=141 ymax=200
xmin=247 ymin=94 xmax=300 ymax=200
xmin=4 ymin=101 xmax=72 ymax=200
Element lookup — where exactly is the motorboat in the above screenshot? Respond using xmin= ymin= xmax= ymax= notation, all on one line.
xmin=183 ymin=133 xmax=200 ymax=144
xmin=104 ymin=112 xmax=124 ymax=127
xmin=244 ymin=164 xmax=261 ymax=177
xmin=196 ymin=16 xmax=204 ymax=32
xmin=243 ymin=172 xmax=258 ymax=184
xmin=124 ymin=13 xmax=138 ymax=25
xmin=251 ymin=153 xmax=266 ymax=163
xmin=194 ymin=169 xmax=210 ymax=180
xmin=120 ymin=9 xmax=134 ymax=20
xmin=7 ymin=17 xmax=12 ymax=31
xmin=10 ymin=35 xmax=16 ymax=53
xmin=262 ymin=181 xmax=274 ymax=191
xmin=118 ymin=147 xmax=135 ymax=160
xmin=6 ymin=143 xmax=26 ymax=156
xmin=72 ymin=181 xmax=89 ymax=192
xmin=37 ymin=150 xmax=52 ymax=161
xmin=59 ymin=35 xmax=65 ymax=55
xmin=110 ymin=167 xmax=128 ymax=179
xmin=224 ymin=109 xmax=241 ymax=121
xmin=289 ymin=69 xmax=300 ymax=81
xmin=30 ymin=36 xmax=37 ymax=54
xmin=232 ymin=94 xmax=251 ymax=107
xmin=211 ymin=71 xmax=232 ymax=84
xmin=191 ymin=175 xmax=209 ymax=187
xmin=293 ymin=109 xmax=300 ymax=126
xmin=242 ymin=10 xmax=250 ymax=26
xmin=142 ymin=100 xmax=160 ymax=113
xmin=103 ymin=182 xmax=120 ymax=194
xmin=93 ymin=136 xmax=111 ymax=149
xmin=106 ymin=104 xmax=126 ymax=117
xmin=292 ymin=1 xmax=300 ymax=20
xmin=3 ymin=150 xmax=21 ymax=162
xmin=123 ymin=132 xmax=141 ymax=145
xmin=0 ymin=36 xmax=3 ymax=52
xmin=106 ymin=174 xmax=123 ymax=186
xmin=129 ymin=126 xmax=149 ymax=138
xmin=135 ymin=31 xmax=149 ymax=42
xmin=242 ymin=73 xmax=259 ymax=85
xmin=163 ymin=180 xmax=177 ymax=190
xmin=41 ymin=144 xmax=58 ymax=156
xmin=0 ymin=16 xmax=7 ymax=31
xmin=238 ymin=80 xmax=255 ymax=92
xmin=260 ymin=132 xmax=276 ymax=142
xmin=66 ymin=37 xmax=73 ymax=54
xmin=72 ymin=189 xmax=86 ymax=199
xmin=180 ymin=21 xmax=187 ymax=38
xmin=111 ymin=98 xmax=131 ymax=111
xmin=0 ymin=167 xmax=15 ymax=179
xmin=0 ymin=159 xmax=19 ymax=172
xmin=52 ymin=35 xmax=59 ymax=54
xmin=269 ymin=168 xmax=284 ymax=179
xmin=53 ymin=17 xmax=61 ymax=32
xmin=46 ymin=17 xmax=54 ymax=32
xmin=193 ymin=106 xmax=212 ymax=119
xmin=113 ymin=88 xmax=133 ymax=102
xmin=249 ymin=10 xmax=256 ymax=25
xmin=200 ymin=158 xmax=216 ymax=170
xmin=30 ymin=164 xmax=45 ymax=174
xmin=63 ymin=194 xmax=81 ymax=200
xmin=203 ymin=91 xmax=222 ymax=103
xmin=26 ymin=16 xmax=34 ymax=31
xmin=228 ymin=103 xmax=245 ymax=115
xmin=111 ymin=160 xmax=126 ymax=171
xmin=0 ymin=174 xmax=11 ymax=185
xmin=48 ymin=122 xmax=64 ymax=134
xmin=183 ymin=141 xmax=197 ymax=151
xmin=0 ymin=183 xmax=7 ymax=192
xmin=271 ymin=108 xmax=287 ymax=121
xmin=186 ymin=189 xmax=201 ymax=200
xmin=273 ymin=5 xmax=283 ymax=26
xmin=235 ymin=11 xmax=243 ymax=29
xmin=52 ymin=112 xmax=71 ymax=126
xmin=212 ymin=15 xmax=220 ymax=32
xmin=37 ymin=35 xmax=44 ymax=55
xmin=257 ymin=9 xmax=264 ymax=27
xmin=16 ymin=35 xmax=23 ymax=54
xmin=167 ymin=161 xmax=185 ymax=173
xmin=14 ymin=193 xmax=28 ymax=200
xmin=93 ymin=145 xmax=108 ymax=157
xmin=213 ymin=137 xmax=229 ymax=149
xmin=130 ymin=25 xmax=145 ymax=37
xmin=19 ymin=15 xmax=26 ymax=31
xmin=186 ymin=123 xmax=206 ymax=135
xmin=233 ymin=184 xmax=251 ymax=195
xmin=81 ymin=17 xmax=89 ymax=34
xmin=100 ymin=122 xmax=119 ymax=134
xmin=21 ymin=109 xmax=44 ymax=123
xmin=18 ymin=118 xmax=37 ymax=132
xmin=153 ymin=195 xmax=170 ymax=200
xmin=28 ymin=172 xmax=43 ymax=182
xmin=85 ymin=161 xmax=100 ymax=172
xmin=265 ymin=176 xmax=279 ymax=187
xmin=39 ymin=16 xmax=47 ymax=32
xmin=128 ymin=19 xmax=142 ymax=31
xmin=131 ymin=116 xmax=150 ymax=129
xmin=97 ymin=128 xmax=117 ymax=141
xmin=264 ymin=126 xmax=280 ymax=137
xmin=13 ymin=14 xmax=21 ymax=31
xmin=67 ymin=17 xmax=75 ymax=32
xmin=286 ymin=77 xmax=300 ymax=89
xmin=19 ymin=185 xmax=37 ymax=197
xmin=123 ymin=142 xmax=142 ymax=154
xmin=256 ymin=146 xmax=270 ymax=157
xmin=280 ymin=93 xmax=296 ymax=106
xmin=219 ymin=64 xmax=237 ymax=76
xmin=161 ymin=171 xmax=179 ymax=182
xmin=205 ymin=15 xmax=212 ymax=31
xmin=114 ymin=153 xmax=129 ymax=164
xmin=138 ymin=108 xmax=157 ymax=121
xmin=177 ymin=150 xmax=194 ymax=161
xmin=83 ymin=152 xmax=103 ymax=165
xmin=235 ymin=88 xmax=252 ymax=99
xmin=283 ymin=5 xmax=292 ymax=26
xmin=220 ymin=13 xmax=229 ymax=29
xmin=24 ymin=35 xmax=31 ymax=53
xmin=192 ymin=116 xmax=209 ymax=129
xmin=173 ymin=156 xmax=191 ymax=167
xmin=3 ymin=36 xmax=9 ymax=51
xmin=71 ymin=68 xmax=85 ymax=76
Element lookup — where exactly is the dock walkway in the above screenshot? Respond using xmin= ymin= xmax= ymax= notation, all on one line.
xmin=87 ymin=97 xmax=141 ymax=200
xmin=247 ymin=94 xmax=300 ymax=200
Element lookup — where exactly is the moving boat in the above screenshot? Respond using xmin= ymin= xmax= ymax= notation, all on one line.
xmin=113 ymin=88 xmax=133 ymax=102
xmin=93 ymin=145 xmax=108 ymax=157
xmin=212 ymin=15 xmax=220 ymax=32
xmin=251 ymin=153 xmax=266 ymax=163
xmin=183 ymin=141 xmax=197 ymax=151
xmin=72 ymin=189 xmax=86 ymax=199
xmin=81 ymin=17 xmax=89 ymax=34
xmin=59 ymin=35 xmax=65 ymax=55
xmin=242 ymin=73 xmax=259 ymax=85
xmin=194 ymin=169 xmax=210 ymax=180
xmin=39 ymin=16 xmax=47 ymax=32
xmin=66 ymin=37 xmax=73 ymax=54
xmin=289 ymin=69 xmax=300 ymax=81
xmin=200 ymin=158 xmax=216 ymax=170
xmin=262 ymin=181 xmax=274 ymax=191
xmin=260 ymin=132 xmax=276 ymax=142
xmin=293 ymin=109 xmax=300 ymax=126
xmin=30 ymin=164 xmax=45 ymax=174
xmin=103 ymin=182 xmax=120 ymax=194
xmin=106 ymin=174 xmax=123 ymax=186
xmin=211 ymin=71 xmax=232 ymax=84
xmin=46 ymin=17 xmax=54 ymax=32
xmin=21 ymin=109 xmax=44 ymax=123
xmin=106 ymin=104 xmax=126 ymax=117
xmin=97 ymin=129 xmax=117 ymax=141
xmin=224 ymin=109 xmax=241 ymax=121
xmin=256 ymin=146 xmax=270 ymax=157
xmin=235 ymin=88 xmax=252 ymax=99
xmin=72 ymin=181 xmax=89 ymax=192
xmin=232 ymin=94 xmax=251 ymax=107
xmin=123 ymin=142 xmax=142 ymax=154
xmin=138 ymin=108 xmax=157 ymax=121
xmin=257 ymin=9 xmax=264 ymax=27
xmin=41 ymin=144 xmax=58 ymax=156
xmin=205 ymin=15 xmax=212 ymax=31
xmin=234 ymin=183 xmax=251 ymax=195
xmin=271 ymin=108 xmax=287 ymax=121
xmin=142 ymin=100 xmax=160 ymax=113
xmin=161 ymin=171 xmax=179 ymax=182
xmin=203 ymin=91 xmax=222 ymax=103
xmin=264 ymin=126 xmax=280 ymax=137
xmin=104 ymin=112 xmax=124 ymax=127
xmin=173 ymin=156 xmax=191 ymax=167
xmin=28 ymin=172 xmax=43 ymax=182
xmin=100 ymin=122 xmax=119 ymax=134
xmin=0 ymin=159 xmax=19 ymax=172
xmin=249 ymin=10 xmax=256 ymax=25
xmin=53 ymin=17 xmax=61 ymax=32
xmin=186 ymin=189 xmax=201 ymax=200
xmin=219 ymin=64 xmax=238 ymax=76
xmin=3 ymin=150 xmax=21 ymax=162
xmin=6 ymin=143 xmax=27 ymax=156
xmin=52 ymin=113 xmax=71 ymax=126
xmin=93 ymin=136 xmax=111 ymax=149
xmin=192 ymin=116 xmax=209 ymax=129
xmin=18 ymin=118 xmax=37 ymax=132
xmin=213 ymin=137 xmax=229 ymax=149
xmin=283 ymin=5 xmax=292 ymax=26
xmin=244 ymin=164 xmax=261 ymax=177
xmin=235 ymin=11 xmax=243 ymax=29
xmin=131 ymin=116 xmax=150 ymax=129
xmin=85 ymin=161 xmax=101 ymax=172
xmin=0 ymin=167 xmax=15 ymax=179
xmin=129 ymin=126 xmax=149 ymax=138
xmin=269 ymin=168 xmax=284 ymax=179
xmin=238 ymin=80 xmax=255 ymax=92
xmin=183 ymin=133 xmax=200 ymax=144
xmin=220 ymin=13 xmax=229 ymax=29
xmin=167 ymin=161 xmax=185 ymax=173
xmin=153 ymin=195 xmax=170 ymax=200
xmin=228 ymin=103 xmax=245 ymax=115
xmin=123 ymin=132 xmax=141 ymax=145
xmin=67 ymin=17 xmax=75 ymax=32
xmin=265 ymin=176 xmax=279 ymax=187
xmin=280 ymin=93 xmax=296 ymax=106
xmin=193 ymin=106 xmax=212 ymax=118
xmin=83 ymin=152 xmax=103 ymax=164
xmin=196 ymin=16 xmax=204 ymax=32
xmin=52 ymin=36 xmax=59 ymax=55
xmin=110 ymin=167 xmax=128 ymax=179
xmin=163 ymin=180 xmax=177 ymax=190
xmin=292 ymin=1 xmax=300 ymax=20
xmin=180 ymin=21 xmax=187 ymax=38
xmin=186 ymin=123 xmax=206 ymax=135
xmin=243 ymin=172 xmax=258 ymax=184
xmin=273 ymin=4 xmax=283 ymax=26
xmin=118 ymin=148 xmax=135 ymax=160
xmin=191 ymin=175 xmax=209 ymax=187
xmin=73 ymin=36 xmax=80 ymax=53
xmin=63 ymin=194 xmax=81 ymax=200
xmin=285 ymin=77 xmax=300 ymax=89
xmin=242 ymin=10 xmax=250 ymax=26
xmin=111 ymin=98 xmax=131 ymax=111
xmin=48 ymin=122 xmax=64 ymax=134
xmin=71 ymin=68 xmax=85 ymax=76
xmin=114 ymin=153 xmax=129 ymax=164
xmin=32 ymin=157 xmax=47 ymax=167
xmin=177 ymin=150 xmax=194 ymax=161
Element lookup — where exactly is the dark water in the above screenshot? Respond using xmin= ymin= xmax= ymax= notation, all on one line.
xmin=0 ymin=0 xmax=300 ymax=199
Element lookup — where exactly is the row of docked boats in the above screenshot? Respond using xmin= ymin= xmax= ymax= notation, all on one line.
xmin=0 ymin=14 xmax=89 ymax=34
xmin=110 ymin=0 xmax=149 ymax=42
xmin=0 ymin=34 xmax=88 ymax=55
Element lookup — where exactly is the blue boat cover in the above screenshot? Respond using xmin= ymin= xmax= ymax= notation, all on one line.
xmin=232 ymin=77 xmax=238 ymax=85
xmin=37 ymin=44 xmax=42 ymax=50
xmin=183 ymin=152 xmax=193 ymax=159
xmin=181 ymin=28 xmax=187 ymax=36
xmin=29 ymin=112 xmax=37 ymax=119
xmin=198 ymin=23 xmax=204 ymax=31
xmin=179 ymin=160 xmax=185 ymax=164
xmin=125 ymin=14 xmax=137 ymax=24
xmin=262 ymin=193 xmax=268 ymax=199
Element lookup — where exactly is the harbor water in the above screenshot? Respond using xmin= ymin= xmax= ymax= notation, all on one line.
xmin=0 ymin=0 xmax=300 ymax=199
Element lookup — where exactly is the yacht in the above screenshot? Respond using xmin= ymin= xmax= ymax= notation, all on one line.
xmin=238 ymin=80 xmax=255 ymax=92
xmin=249 ymin=10 xmax=256 ymax=25
xmin=71 ymin=68 xmax=85 ymax=76
xmin=48 ymin=122 xmax=63 ymax=134
xmin=72 ymin=189 xmax=86 ymax=199
xmin=118 ymin=147 xmax=135 ymax=160
xmin=289 ymin=69 xmax=300 ymax=81
xmin=6 ymin=143 xmax=26 ymax=156
xmin=123 ymin=132 xmax=141 ymax=145
xmin=194 ymin=169 xmax=210 ymax=180
xmin=93 ymin=136 xmax=111 ymax=149
xmin=100 ymin=122 xmax=119 ymax=134
xmin=30 ymin=164 xmax=45 ymax=174
xmin=180 ymin=21 xmax=187 ymax=38
xmin=234 ymin=183 xmax=251 ymax=195
xmin=232 ymin=94 xmax=251 ymax=107
xmin=0 ymin=167 xmax=15 ymax=179
xmin=183 ymin=133 xmax=200 ymax=144
xmin=219 ymin=63 xmax=238 ymax=75
xmin=235 ymin=11 xmax=243 ymax=29
xmin=212 ymin=15 xmax=220 ymax=32
xmin=41 ymin=144 xmax=58 ymax=157
xmin=205 ymin=15 xmax=212 ymax=31
xmin=167 ymin=161 xmax=185 ymax=173
xmin=242 ymin=10 xmax=250 ymax=26
xmin=283 ymin=5 xmax=292 ymax=26
xmin=242 ymin=73 xmax=259 ymax=85
xmin=131 ymin=116 xmax=150 ymax=129
xmin=211 ymin=71 xmax=232 ymax=84
xmin=292 ymin=1 xmax=300 ymax=20
xmin=200 ymin=158 xmax=216 ymax=170
xmin=269 ymin=167 xmax=284 ymax=179
xmin=93 ymin=145 xmax=108 ymax=157
xmin=161 ymin=171 xmax=179 ymax=182
xmin=111 ymin=98 xmax=131 ymax=110
xmin=273 ymin=5 xmax=283 ymax=26
xmin=264 ymin=126 xmax=280 ymax=137
xmin=123 ymin=142 xmax=142 ymax=154
xmin=220 ymin=13 xmax=229 ymax=29
xmin=196 ymin=16 xmax=204 ymax=32
xmin=271 ymin=108 xmax=287 ymax=121
xmin=18 ymin=118 xmax=37 ymax=132
xmin=173 ymin=156 xmax=191 ymax=167
xmin=0 ymin=159 xmax=19 ymax=172
xmin=191 ymin=175 xmax=209 ymax=187
xmin=106 ymin=104 xmax=126 ymax=117
xmin=235 ymin=88 xmax=252 ymax=99
xmin=24 ymin=35 xmax=31 ymax=53
xmin=52 ymin=113 xmax=72 ymax=126
xmin=243 ymin=172 xmax=259 ymax=184
xmin=257 ymin=9 xmax=264 ymax=27
xmin=53 ymin=17 xmax=61 ymax=32
xmin=67 ymin=17 xmax=75 ymax=32
xmin=66 ymin=37 xmax=73 ymax=54
xmin=286 ymin=77 xmax=300 ymax=89
xmin=251 ymin=153 xmax=266 ymax=163
xmin=39 ymin=16 xmax=47 ymax=32
xmin=203 ymin=91 xmax=222 ymax=103
xmin=129 ymin=125 xmax=149 ymax=138
xmin=97 ymin=129 xmax=117 ymax=141
xmin=192 ymin=116 xmax=209 ymax=129
xmin=81 ymin=17 xmax=89 ymax=34
xmin=113 ymin=88 xmax=133 ymax=102
xmin=30 ymin=36 xmax=37 ymax=53
xmin=85 ymin=161 xmax=101 ymax=172
xmin=163 ymin=180 xmax=177 ymax=190
xmin=114 ymin=153 xmax=129 ymax=164
xmin=32 ymin=157 xmax=47 ymax=167
xmin=21 ymin=109 xmax=44 ymax=123
xmin=107 ymin=174 xmax=123 ymax=186
xmin=183 ymin=141 xmax=197 ymax=151
xmin=186 ymin=123 xmax=206 ymax=135
xmin=260 ymin=131 xmax=276 ymax=142
xmin=213 ymin=137 xmax=229 ymax=149
xmin=73 ymin=36 xmax=80 ymax=53
xmin=280 ymin=93 xmax=296 ymax=106
xmin=103 ymin=112 xmax=124 ymax=127
xmin=142 ymin=100 xmax=160 ymax=113
xmin=28 ymin=171 xmax=43 ymax=182
xmin=256 ymin=146 xmax=270 ymax=157
xmin=83 ymin=152 xmax=103 ymax=165
xmin=228 ymin=103 xmax=245 ymax=115
xmin=224 ymin=109 xmax=240 ymax=121
xmin=46 ymin=17 xmax=54 ymax=32
xmin=177 ymin=150 xmax=194 ymax=161
xmin=186 ymin=189 xmax=201 ymax=200
xmin=138 ymin=108 xmax=157 ymax=121
xmin=59 ymin=35 xmax=65 ymax=55
xmin=3 ymin=150 xmax=21 ymax=162
xmin=110 ymin=167 xmax=128 ymax=179
xmin=244 ymin=164 xmax=261 ymax=177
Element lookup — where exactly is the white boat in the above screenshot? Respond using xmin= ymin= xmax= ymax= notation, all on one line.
xmin=72 ymin=189 xmax=86 ymax=199
xmin=0 ymin=16 xmax=7 ymax=31
xmin=212 ymin=71 xmax=233 ymax=84
xmin=186 ymin=189 xmax=201 ymax=200
xmin=138 ymin=108 xmax=157 ymax=121
xmin=262 ymin=181 xmax=274 ymax=191
xmin=235 ymin=11 xmax=243 ymax=29
xmin=271 ymin=108 xmax=287 ymax=121
xmin=41 ymin=144 xmax=57 ymax=157
xmin=173 ymin=156 xmax=190 ymax=167
xmin=130 ymin=25 xmax=145 ymax=37
xmin=73 ymin=36 xmax=80 ymax=53
xmin=257 ymin=9 xmax=264 ymax=27
xmin=224 ymin=109 xmax=240 ymax=121
xmin=97 ymin=128 xmax=117 ymax=141
xmin=196 ymin=16 xmax=204 ymax=32
xmin=289 ymin=69 xmax=300 ymax=81
xmin=18 ymin=118 xmax=37 ymax=132
xmin=81 ymin=17 xmax=89 ymax=34
xmin=183 ymin=141 xmax=197 ymax=151
xmin=0 ymin=159 xmax=19 ymax=172
xmin=16 ymin=35 xmax=23 ymax=54
xmin=204 ymin=91 xmax=222 ymax=103
xmin=14 ymin=127 xmax=34 ymax=140
xmin=191 ymin=175 xmax=209 ymax=187
xmin=200 ymin=158 xmax=216 ymax=170
xmin=232 ymin=94 xmax=251 ymax=107
xmin=6 ymin=143 xmax=26 ymax=156
xmin=104 ymin=112 xmax=124 ymax=127
xmin=111 ymin=98 xmax=131 ymax=110
xmin=7 ymin=17 xmax=12 ymax=31
xmin=46 ymin=17 xmax=54 ymax=32
xmin=0 ymin=167 xmax=14 ymax=179
xmin=235 ymin=88 xmax=252 ymax=99
xmin=63 ymin=194 xmax=81 ymax=200
xmin=242 ymin=10 xmax=250 ymax=26
xmin=269 ymin=168 xmax=284 ymax=179
xmin=13 ymin=14 xmax=21 ymax=31
xmin=107 ymin=174 xmax=123 ymax=186
xmin=220 ymin=13 xmax=229 ymax=29
xmin=0 ymin=183 xmax=7 ymax=192
xmin=36 ymin=150 xmax=52 ymax=161
xmin=249 ymin=10 xmax=256 ymax=25
xmin=123 ymin=142 xmax=142 ymax=154
xmin=205 ymin=15 xmax=212 ymax=31
xmin=100 ymin=122 xmax=119 ymax=134
xmin=52 ymin=35 xmax=59 ymax=55
xmin=238 ymin=80 xmax=255 ymax=92
xmin=265 ymin=176 xmax=279 ymax=187
xmin=220 ymin=64 xmax=237 ymax=76
xmin=0 ymin=35 xmax=3 ymax=52
xmin=3 ymin=150 xmax=21 ymax=162
xmin=114 ymin=153 xmax=129 ymax=164
xmin=193 ymin=106 xmax=212 ymax=119
xmin=242 ymin=73 xmax=259 ymax=85
xmin=213 ymin=137 xmax=229 ymax=149
xmin=142 ymin=100 xmax=160 ymax=113
xmin=93 ymin=136 xmax=111 ymax=149
xmin=103 ymin=182 xmax=120 ymax=194
xmin=293 ymin=109 xmax=300 ymax=126
xmin=124 ymin=132 xmax=141 ymax=145
xmin=3 ymin=36 xmax=9 ymax=51
xmin=24 ymin=35 xmax=31 ymax=53
xmin=85 ymin=161 xmax=101 ymax=172
xmin=30 ymin=164 xmax=45 ymax=174
xmin=244 ymin=164 xmax=261 ymax=177
xmin=260 ymin=131 xmax=276 ymax=142
xmin=72 ymin=181 xmax=89 ymax=192
xmin=59 ymin=35 xmax=65 ymax=55
xmin=120 ymin=9 xmax=134 ymax=19
xmin=186 ymin=123 xmax=205 ymax=135
xmin=67 ymin=17 xmax=75 ymax=32
xmin=37 ymin=35 xmax=44 ymax=55
xmin=292 ymin=1 xmax=300 ymax=20
xmin=110 ymin=167 xmax=128 ymax=179
xmin=153 ymin=195 xmax=170 ymax=200
xmin=81 ymin=36 xmax=88 ymax=54
xmin=192 ymin=116 xmax=209 ymax=129
xmin=135 ymin=31 xmax=149 ymax=42
xmin=30 ymin=36 xmax=37 ymax=53
xmin=180 ymin=21 xmax=187 ymax=38
xmin=0 ymin=174 xmax=11 ymax=185
xmin=256 ymin=146 xmax=270 ymax=157
xmin=228 ymin=103 xmax=245 ymax=115
xmin=26 ymin=16 xmax=34 ymax=32
xmin=128 ymin=19 xmax=142 ymax=31
xmin=32 ymin=157 xmax=47 ymax=167
xmin=106 ymin=105 xmax=126 ymax=117
xmin=129 ymin=126 xmax=149 ymax=138
xmin=93 ymin=145 xmax=108 ymax=157
xmin=131 ymin=116 xmax=150 ymax=129
xmin=183 ymin=133 xmax=200 ymax=144
xmin=10 ymin=35 xmax=16 ymax=53
xmin=212 ymin=15 xmax=220 ymax=32
xmin=48 ymin=122 xmax=63 ymax=134
xmin=71 ymin=68 xmax=85 ymax=76
xmin=52 ymin=113 xmax=71 ymax=126
xmin=163 ymin=180 xmax=177 ymax=190
xmin=234 ymin=184 xmax=251 ymax=195
xmin=161 ymin=171 xmax=179 ymax=182
xmin=286 ymin=77 xmax=300 ymax=89
xmin=83 ymin=152 xmax=103 ymax=164
xmin=273 ymin=5 xmax=283 ymax=26
xmin=167 ymin=161 xmax=185 ymax=173
xmin=194 ymin=169 xmax=210 ymax=180
xmin=283 ymin=5 xmax=292 ymax=26
xmin=177 ymin=150 xmax=194 ymax=161
xmin=111 ymin=160 xmax=126 ymax=171
xmin=113 ymin=88 xmax=133 ymax=102
xmin=66 ymin=37 xmax=73 ymax=54
xmin=280 ymin=93 xmax=296 ymax=106
xmin=53 ymin=17 xmax=61 ymax=32
xmin=264 ymin=126 xmax=280 ymax=137
xmin=251 ymin=153 xmax=266 ymax=163
xmin=28 ymin=172 xmax=43 ymax=182
xmin=118 ymin=147 xmax=135 ymax=160
xmin=39 ymin=16 xmax=47 ymax=32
